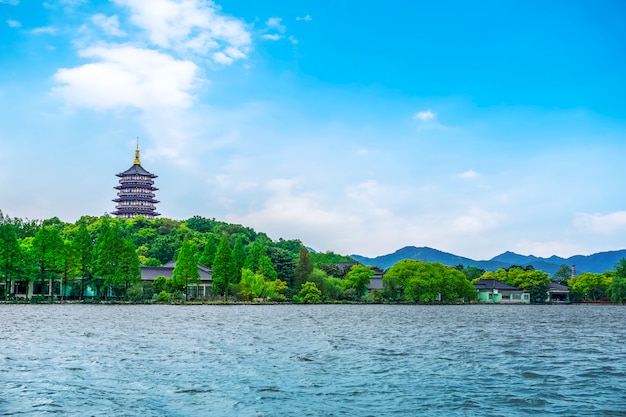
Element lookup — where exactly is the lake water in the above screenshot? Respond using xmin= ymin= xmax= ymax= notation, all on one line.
xmin=1 ymin=304 xmax=625 ymax=416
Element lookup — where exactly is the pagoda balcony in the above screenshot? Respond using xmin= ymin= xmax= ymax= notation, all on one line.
xmin=113 ymin=195 xmax=158 ymax=201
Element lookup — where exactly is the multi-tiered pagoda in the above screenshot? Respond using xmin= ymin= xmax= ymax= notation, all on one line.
xmin=112 ymin=143 xmax=160 ymax=219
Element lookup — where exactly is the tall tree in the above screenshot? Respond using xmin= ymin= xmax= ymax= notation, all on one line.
xmin=258 ymin=255 xmax=278 ymax=281
xmin=608 ymin=258 xmax=626 ymax=303
xmin=266 ymin=246 xmax=296 ymax=286
xmin=95 ymin=220 xmax=140 ymax=299
xmin=198 ymin=234 xmax=217 ymax=268
xmin=212 ymin=236 xmax=236 ymax=297
xmin=244 ymin=241 xmax=265 ymax=272
xmin=32 ymin=225 xmax=64 ymax=299
xmin=71 ymin=222 xmax=94 ymax=299
xmin=172 ymin=238 xmax=200 ymax=300
xmin=0 ymin=224 xmax=21 ymax=299
xmin=232 ymin=236 xmax=246 ymax=282
xmin=294 ymin=247 xmax=313 ymax=289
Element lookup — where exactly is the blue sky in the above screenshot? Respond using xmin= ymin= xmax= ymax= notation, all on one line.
xmin=1 ymin=0 xmax=625 ymax=260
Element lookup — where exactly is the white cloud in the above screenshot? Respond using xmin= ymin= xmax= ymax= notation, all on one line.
xmin=296 ymin=14 xmax=312 ymax=21
xmin=414 ymin=109 xmax=436 ymax=122
xmin=288 ymin=35 xmax=298 ymax=45
xmin=113 ymin=0 xmax=251 ymax=62
xmin=0 ymin=0 xmax=19 ymax=5
xmin=92 ymin=14 xmax=126 ymax=37
xmin=32 ymin=26 xmax=57 ymax=35
xmin=574 ymin=211 xmax=626 ymax=234
xmin=6 ymin=19 xmax=21 ymax=28
xmin=262 ymin=34 xmax=283 ymax=41
xmin=52 ymin=44 xmax=199 ymax=110
xmin=266 ymin=17 xmax=286 ymax=32
xmin=457 ymin=170 xmax=480 ymax=179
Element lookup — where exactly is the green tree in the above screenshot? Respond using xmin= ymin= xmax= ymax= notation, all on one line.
xmin=298 ymin=281 xmax=322 ymax=304
xmin=32 ymin=225 xmax=64 ymax=300
xmin=568 ymin=272 xmax=611 ymax=301
xmin=172 ymin=238 xmax=200 ymax=300
xmin=608 ymin=259 xmax=626 ymax=303
xmin=345 ymin=264 xmax=373 ymax=299
xmin=71 ymin=222 xmax=94 ymax=299
xmin=232 ymin=236 xmax=246 ymax=279
xmin=152 ymin=276 xmax=168 ymax=295
xmin=0 ymin=224 xmax=22 ymax=299
xmin=294 ymin=247 xmax=313 ymax=289
xmin=258 ymin=255 xmax=278 ymax=281
xmin=266 ymin=246 xmax=296 ymax=286
xmin=95 ymin=220 xmax=141 ymax=299
xmin=198 ymin=234 xmax=217 ymax=268
xmin=384 ymin=260 xmax=476 ymax=303
xmin=552 ymin=264 xmax=572 ymax=284
xmin=244 ymin=241 xmax=265 ymax=272
xmin=212 ymin=236 xmax=236 ymax=297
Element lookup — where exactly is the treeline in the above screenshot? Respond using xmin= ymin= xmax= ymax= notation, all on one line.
xmin=0 ymin=211 xmax=374 ymax=302
xmin=2 ymin=211 xmax=625 ymax=304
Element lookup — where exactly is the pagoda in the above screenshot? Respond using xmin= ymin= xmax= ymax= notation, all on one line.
xmin=112 ymin=142 xmax=160 ymax=219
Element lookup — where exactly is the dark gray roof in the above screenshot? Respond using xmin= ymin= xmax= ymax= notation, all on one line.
xmin=473 ymin=279 xmax=522 ymax=291
xmin=367 ymin=277 xmax=384 ymax=291
xmin=140 ymin=262 xmax=212 ymax=282
xmin=549 ymin=282 xmax=570 ymax=292
xmin=118 ymin=164 xmax=157 ymax=177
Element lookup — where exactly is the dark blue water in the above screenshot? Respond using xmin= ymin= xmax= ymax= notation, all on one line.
xmin=1 ymin=304 xmax=625 ymax=416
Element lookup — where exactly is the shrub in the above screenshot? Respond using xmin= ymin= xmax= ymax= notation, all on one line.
xmin=157 ymin=291 xmax=171 ymax=303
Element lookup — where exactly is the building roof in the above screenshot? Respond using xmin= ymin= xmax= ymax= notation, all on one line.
xmin=549 ymin=282 xmax=571 ymax=292
xmin=140 ymin=262 xmax=212 ymax=282
xmin=473 ymin=279 xmax=523 ymax=292
xmin=117 ymin=163 xmax=157 ymax=178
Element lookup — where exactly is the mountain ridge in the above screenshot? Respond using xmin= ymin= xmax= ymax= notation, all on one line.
xmin=350 ymin=246 xmax=626 ymax=275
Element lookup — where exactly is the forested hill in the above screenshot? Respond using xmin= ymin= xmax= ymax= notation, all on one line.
xmin=351 ymin=246 xmax=626 ymax=274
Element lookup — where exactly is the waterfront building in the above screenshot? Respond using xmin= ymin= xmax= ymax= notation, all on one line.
xmin=112 ymin=143 xmax=160 ymax=219
xmin=473 ymin=279 xmax=531 ymax=304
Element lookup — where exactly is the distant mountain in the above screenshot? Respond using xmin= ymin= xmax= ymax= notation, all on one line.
xmin=350 ymin=246 xmax=626 ymax=275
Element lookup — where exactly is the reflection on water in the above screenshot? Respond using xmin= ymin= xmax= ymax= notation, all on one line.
xmin=1 ymin=304 xmax=625 ymax=416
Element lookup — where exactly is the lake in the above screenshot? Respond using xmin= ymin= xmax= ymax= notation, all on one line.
xmin=1 ymin=304 xmax=625 ymax=416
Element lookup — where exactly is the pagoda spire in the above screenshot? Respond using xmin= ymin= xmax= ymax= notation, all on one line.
xmin=134 ymin=137 xmax=141 ymax=165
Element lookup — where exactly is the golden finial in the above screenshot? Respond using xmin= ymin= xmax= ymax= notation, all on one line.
xmin=134 ymin=136 xmax=141 ymax=164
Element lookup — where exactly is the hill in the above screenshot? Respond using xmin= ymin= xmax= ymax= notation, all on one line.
xmin=350 ymin=246 xmax=626 ymax=275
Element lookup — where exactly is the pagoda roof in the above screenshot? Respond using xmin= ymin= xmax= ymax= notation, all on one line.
xmin=117 ymin=164 xmax=157 ymax=178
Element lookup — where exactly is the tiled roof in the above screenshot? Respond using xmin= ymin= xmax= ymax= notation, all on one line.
xmin=140 ymin=262 xmax=212 ymax=282
xmin=473 ymin=279 xmax=522 ymax=291
xmin=117 ymin=164 xmax=157 ymax=177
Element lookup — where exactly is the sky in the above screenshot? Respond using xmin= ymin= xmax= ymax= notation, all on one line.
xmin=1 ymin=0 xmax=625 ymax=260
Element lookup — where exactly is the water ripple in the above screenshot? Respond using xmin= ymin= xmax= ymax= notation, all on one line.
xmin=1 ymin=304 xmax=626 ymax=416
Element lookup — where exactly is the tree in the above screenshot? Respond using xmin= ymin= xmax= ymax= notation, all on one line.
xmin=298 ymin=281 xmax=322 ymax=304
xmin=294 ymin=247 xmax=313 ymax=289
xmin=608 ymin=259 xmax=626 ymax=303
xmin=232 ymin=236 xmax=246 ymax=280
xmin=243 ymin=241 xmax=265 ymax=272
xmin=345 ymin=264 xmax=373 ymax=299
xmin=266 ymin=246 xmax=296 ymax=286
xmin=71 ymin=222 xmax=94 ymax=299
xmin=95 ymin=220 xmax=141 ymax=299
xmin=171 ymin=238 xmax=200 ymax=300
xmin=384 ymin=260 xmax=476 ymax=303
xmin=0 ymin=224 xmax=22 ymax=299
xmin=258 ymin=255 xmax=278 ymax=281
xmin=552 ymin=264 xmax=572 ymax=284
xmin=212 ymin=236 xmax=236 ymax=297
xmin=198 ymin=235 xmax=217 ymax=268
xmin=568 ymin=272 xmax=611 ymax=301
xmin=32 ymin=225 xmax=64 ymax=300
